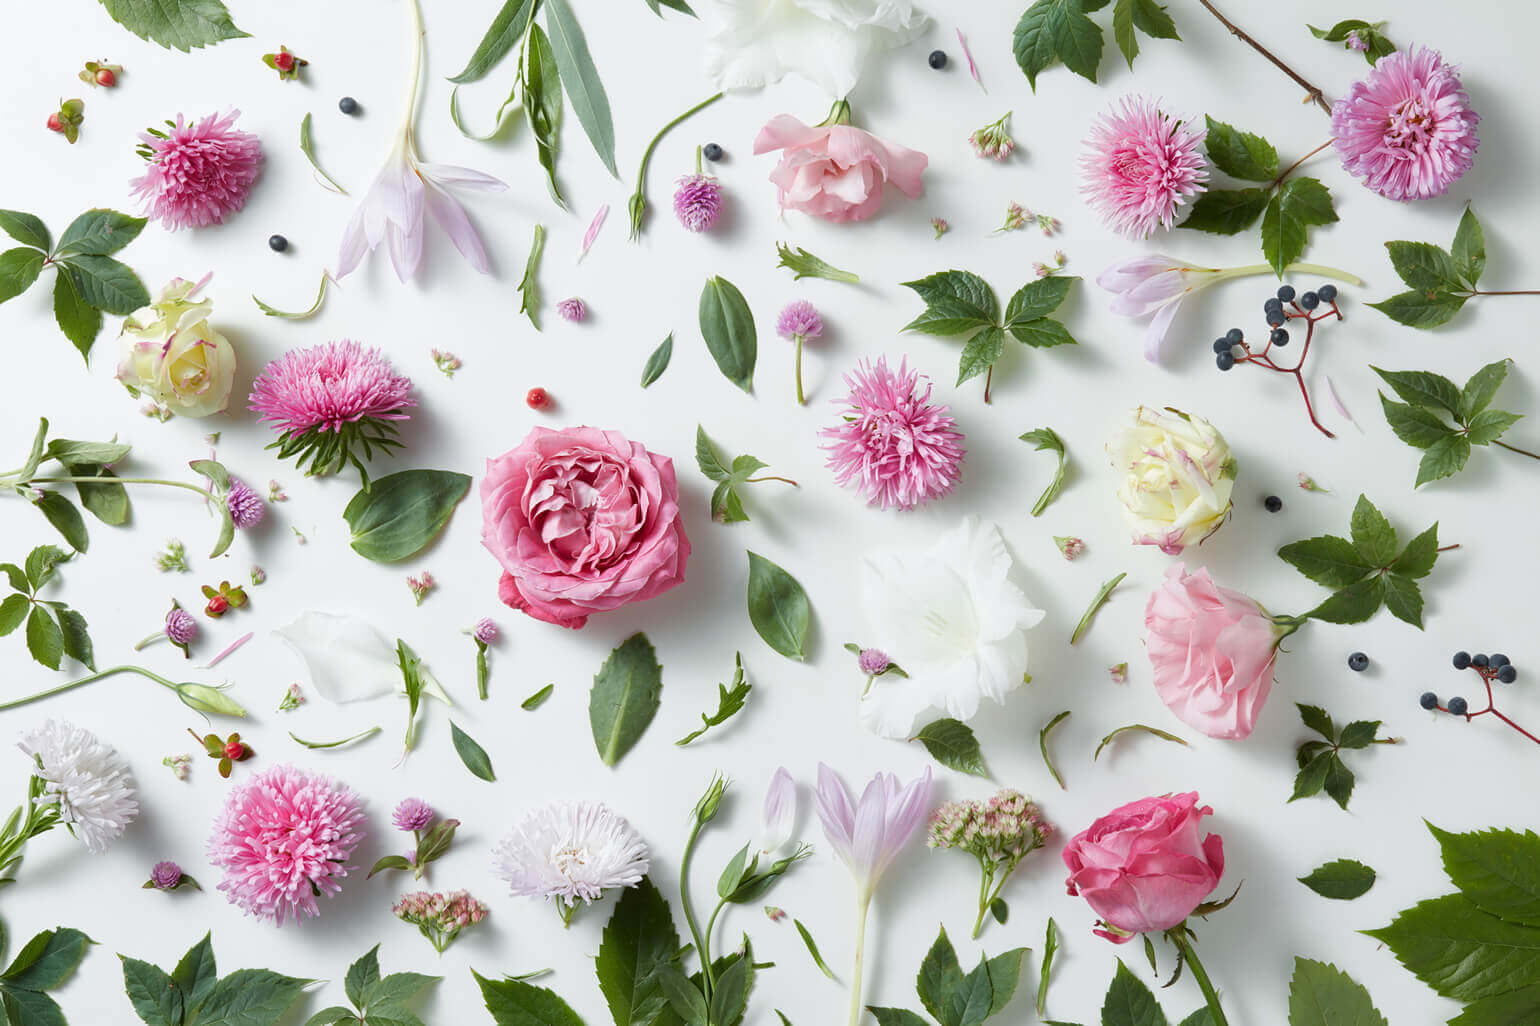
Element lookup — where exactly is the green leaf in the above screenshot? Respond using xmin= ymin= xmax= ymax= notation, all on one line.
xmin=524 ymin=24 xmax=566 ymax=209
xmin=0 ymin=210 xmax=50 ymax=250
xmin=45 ymin=438 xmax=132 ymax=466
xmin=342 ymin=469 xmax=472 ymax=562
xmin=1287 ymin=958 xmax=1387 ymax=1026
xmin=33 ymin=492 xmax=88 ymax=553
xmin=1369 ymin=289 xmax=1467 ymax=329
xmin=299 ymin=114 xmax=348 ymax=195
xmin=1386 ymin=240 xmax=1462 ymax=293
xmin=1460 ymin=359 xmax=1511 ymax=420
xmin=1338 ymin=719 xmax=1382 ymax=749
xmin=1324 ymin=754 xmax=1356 ymax=809
xmin=1467 ymin=409 xmax=1523 ymax=446
xmin=1178 ymin=188 xmax=1271 ymax=234
xmin=676 ymin=654 xmax=751 ymax=746
xmin=1290 ymin=752 xmax=1332 ymax=801
xmin=746 ymin=551 xmax=811 ymax=660
xmin=288 ymin=727 xmax=381 ymax=750
xmin=97 ymin=0 xmax=249 ymax=51
xmin=589 ymin=633 xmax=664 ymax=767
xmin=55 ymin=208 xmax=147 ymax=257
xmin=518 ymin=224 xmax=545 ymax=330
xmin=1102 ymin=960 xmax=1168 ymax=1026
xmin=120 ymin=956 xmax=182 ymax=1026
xmin=26 ymin=607 xmax=63 ymax=670
xmin=53 ymin=266 xmax=102 ymax=361
xmin=790 ymin=919 xmax=836 ymax=981
xmin=1448 ymin=985 xmax=1540 ymax=1026
xmin=1417 ymin=434 xmax=1471 ymax=486
xmin=56 ymin=607 xmax=94 ymax=671
xmin=982 ymin=947 xmax=1028 ymax=1017
xmin=1004 ymin=276 xmax=1075 ymax=324
xmin=303 ymin=1007 xmax=355 ymax=1026
xmin=655 ymin=963 xmax=709 ymax=1025
xmin=1007 ymin=317 xmax=1077 ymax=348
xmin=0 ymin=248 xmax=44 ymax=305
xmin=1382 ymin=572 xmax=1424 ymax=627
xmin=1299 ymin=860 xmax=1377 ymax=900
xmin=696 ymin=426 xmax=731 ymax=483
xmin=1430 ymin=824 xmax=1540 ymax=927
xmin=448 ymin=0 xmax=536 ymax=82
xmin=344 ymin=946 xmax=380 ymax=1009
xmin=1364 ymin=893 xmax=1540 ymax=1000
xmin=1452 ymin=205 xmax=1486 ymax=286
xmin=366 ymin=969 xmax=439 ymax=1015
xmin=775 ymin=243 xmax=858 ymax=284
xmin=1040 ymin=710 xmax=1071 ymax=790
xmin=597 ymin=876 xmax=680 ymax=1026
xmin=1203 ymin=116 xmax=1279 ymax=181
xmin=1372 ymin=366 xmax=1463 ymax=415
xmin=1176 ymin=1010 xmax=1216 ymax=1026
xmin=1112 ymin=0 xmax=1139 ymax=66
xmin=544 ymin=0 xmax=617 ymax=176
xmin=902 ymin=270 xmax=999 ymax=331
xmin=1038 ymin=918 xmax=1058 ymax=1017
xmin=0 ymin=595 xmax=28 ymax=636
xmin=194 ymin=967 xmax=310 ymax=1026
xmin=1380 ymin=394 xmax=1455 ymax=449
xmin=253 ymin=271 xmax=331 ymax=320
xmin=917 ymin=927 xmax=965 ymax=1023
xmin=913 ymin=718 xmax=989 ymax=778
xmin=1278 ymin=535 xmax=1373 ymax=589
xmin=171 ymin=933 xmax=217 ymax=1011
xmin=1012 ymin=0 xmax=1104 ymax=88
xmin=1391 ymin=524 xmax=1440 ymax=579
xmin=1307 ymin=577 xmax=1386 ymax=625
xmin=2 ymin=927 xmax=92 ymax=989
xmin=1309 ymin=19 xmax=1372 ymax=41
xmin=699 ymin=276 xmax=757 ymax=392
xmin=0 ymin=561 xmax=26 ymax=593
xmin=1349 ymin=495 xmax=1397 ymax=565
xmin=450 ymin=722 xmax=496 ymax=781
xmin=476 ymin=971 xmax=588 ymax=1026
xmin=64 ymin=464 xmax=130 ymax=526
xmin=25 ymin=545 xmax=68 ymax=591
xmin=1298 ymin=703 xmax=1336 ymax=741
xmin=957 ymin=326 xmax=1006 ymax=386
xmin=708 ymin=950 xmax=753 ymax=1026
xmin=1020 ymin=427 xmax=1067 ymax=517
xmin=57 ymin=254 xmax=149 ymax=314
xmin=640 ymin=334 xmax=673 ymax=388
xmin=1071 ymin=571 xmax=1125 ymax=645
xmin=1094 ymin=723 xmax=1188 ymax=760
xmin=1 ymin=988 xmax=67 ymax=1026
xmin=1262 ymin=177 xmax=1337 ymax=276
xmin=867 ymin=1010 xmax=930 ymax=1026
xmin=521 ymin=684 xmax=555 ymax=711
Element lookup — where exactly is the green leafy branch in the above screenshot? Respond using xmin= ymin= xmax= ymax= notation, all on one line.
xmin=867 ymin=925 xmax=1027 ymax=1026
xmin=1290 ymin=703 xmax=1397 ymax=810
xmin=305 ymin=945 xmax=439 ymax=1026
xmin=776 ymin=243 xmax=859 ymax=284
xmin=121 ymin=933 xmax=310 ymax=1026
xmin=696 ymin=427 xmax=797 ymax=523
xmin=900 ymin=270 xmax=1079 ymax=403
xmin=1308 ymin=19 xmax=1395 ymax=64
xmin=1012 ymin=0 xmax=1180 ymax=90
xmin=677 ymin=654 xmax=752 ymax=746
xmin=1370 ymin=206 xmax=1539 ymax=329
xmin=1178 ymin=118 xmax=1338 ymax=276
xmin=1375 ymin=359 xmax=1538 ymax=486
xmin=0 ymin=546 xmax=92 ymax=672
xmin=0 ymin=921 xmax=94 ymax=1024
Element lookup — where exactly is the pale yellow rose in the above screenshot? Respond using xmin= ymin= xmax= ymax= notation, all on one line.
xmin=115 ymin=277 xmax=235 ymax=418
xmin=1106 ymin=405 xmax=1236 ymax=555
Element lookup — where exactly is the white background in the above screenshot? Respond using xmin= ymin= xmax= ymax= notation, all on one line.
xmin=1 ymin=1 xmax=1537 ymax=1023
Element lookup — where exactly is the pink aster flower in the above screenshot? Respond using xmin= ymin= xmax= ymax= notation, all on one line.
xmin=130 ymin=110 xmax=262 ymax=230
xmin=206 ymin=763 xmax=366 ymax=925
xmin=1330 ymin=47 xmax=1479 ymax=201
xmin=674 ymin=173 xmax=723 ymax=232
xmin=821 ymin=357 xmax=964 ymax=511
xmin=248 ymin=340 xmax=415 ymax=481
xmin=1080 ymin=97 xmax=1207 ymax=238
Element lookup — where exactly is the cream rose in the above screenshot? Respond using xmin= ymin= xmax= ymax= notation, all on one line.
xmin=1106 ymin=405 xmax=1235 ymax=555
xmin=115 ymin=277 xmax=235 ymax=418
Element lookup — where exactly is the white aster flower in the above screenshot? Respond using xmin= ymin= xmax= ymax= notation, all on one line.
xmin=703 ymin=0 xmax=930 ymax=99
xmin=18 ymin=720 xmax=138 ymax=855
xmin=859 ymin=517 xmax=1045 ymax=738
xmin=492 ymin=802 xmax=649 ymax=923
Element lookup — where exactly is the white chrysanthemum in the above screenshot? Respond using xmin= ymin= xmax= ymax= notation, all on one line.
xmin=18 ymin=720 xmax=138 ymax=854
xmin=492 ymin=802 xmax=648 ymax=912
xmin=859 ymin=517 xmax=1046 ymax=738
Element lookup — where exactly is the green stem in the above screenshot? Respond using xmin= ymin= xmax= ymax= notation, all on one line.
xmin=1216 ymin=262 xmax=1363 ymax=286
xmin=627 ymin=93 xmax=726 ymax=239
xmin=1496 ymin=440 xmax=1540 ymax=461
xmin=846 ymin=890 xmax=872 ymax=1026
xmin=971 ymin=866 xmax=994 ymax=939
xmin=1169 ymin=929 xmax=1230 ymax=1026
xmin=703 ymin=897 xmax=729 ymax=983
xmin=795 ymin=335 xmax=806 ymax=405
xmin=25 ymin=475 xmax=215 ymax=502
xmin=744 ymin=475 xmax=799 ymax=486
xmin=0 ymin=664 xmax=178 ymax=713
xmin=679 ymin=820 xmax=713 ymax=1002
xmin=1471 ymin=289 xmax=1540 ymax=296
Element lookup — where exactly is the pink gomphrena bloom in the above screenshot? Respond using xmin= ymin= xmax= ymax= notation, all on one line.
xmin=1080 ymin=96 xmax=1207 ymax=239
xmin=472 ymin=618 xmax=498 ymax=644
xmin=1346 ymin=30 xmax=1370 ymax=52
xmin=821 ymin=357 xmax=965 ymax=511
xmin=777 ymin=300 xmax=823 ymax=404
xmin=130 ymin=111 xmax=263 ymax=230
xmin=393 ymin=797 xmax=436 ymax=833
xmin=674 ymin=170 xmax=723 ymax=232
xmin=225 ymin=478 xmax=265 ymax=529
xmin=858 ymin=647 xmax=891 ymax=676
xmin=206 ymin=764 xmax=365 ymax=925
xmin=557 ymin=297 xmax=586 ymax=323
xmin=1330 ymin=46 xmax=1479 ymax=201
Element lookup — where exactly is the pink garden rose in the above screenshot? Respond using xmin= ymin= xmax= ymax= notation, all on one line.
xmin=753 ymin=115 xmax=926 ymax=223
xmin=1146 ymin=565 xmax=1282 ymax=740
xmin=1063 ymin=792 xmax=1225 ymax=943
xmin=480 ymin=426 xmax=690 ymax=629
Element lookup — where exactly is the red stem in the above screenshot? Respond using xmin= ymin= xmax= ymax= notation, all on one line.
xmin=983 ymin=364 xmax=994 ymax=404
xmin=1438 ymin=667 xmax=1540 ymax=746
xmin=1236 ymin=302 xmax=1339 ymax=438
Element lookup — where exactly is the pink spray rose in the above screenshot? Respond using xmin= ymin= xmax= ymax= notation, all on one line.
xmin=1063 ymin=792 xmax=1225 ymax=943
xmin=1146 ymin=565 xmax=1283 ymax=740
xmin=480 ymin=426 xmax=689 ymax=629
xmin=753 ymin=115 xmax=926 ymax=223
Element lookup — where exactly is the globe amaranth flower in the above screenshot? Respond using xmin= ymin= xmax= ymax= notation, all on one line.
xmin=778 ymin=300 xmax=823 ymax=404
xmin=557 ymin=297 xmax=586 ymax=322
xmin=491 ymin=802 xmax=648 ymax=925
xmin=674 ymin=173 xmax=723 ymax=232
xmin=225 ymin=478 xmax=265 ymax=529
xmin=207 ymin=763 xmax=366 ymax=925
xmin=144 ymin=859 xmax=200 ymax=891
xmin=248 ymin=340 xmax=415 ymax=482
xmin=19 ymin=720 xmax=139 ymax=855
xmin=393 ymin=797 xmax=435 ymax=833
xmin=130 ymin=111 xmax=262 ymax=230
xmin=929 ymin=789 xmax=1051 ymax=938
xmin=1330 ymin=46 xmax=1479 ymax=201
xmin=471 ymin=618 xmax=498 ymax=644
xmin=1080 ymin=96 xmax=1207 ymax=238
xmin=116 ymin=276 xmax=236 ymax=418
xmin=1107 ymin=406 xmax=1236 ymax=555
xmin=821 ymin=357 xmax=964 ymax=511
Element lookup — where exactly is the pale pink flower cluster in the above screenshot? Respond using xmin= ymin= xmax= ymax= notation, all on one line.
xmin=928 ymin=789 xmax=1051 ymax=860
xmin=393 ymin=889 xmax=488 ymax=952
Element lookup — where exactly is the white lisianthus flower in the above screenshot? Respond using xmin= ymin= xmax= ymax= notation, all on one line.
xmin=115 ymin=276 xmax=235 ymax=418
xmin=859 ymin=517 xmax=1045 ymax=738
xmin=18 ymin=720 xmax=138 ymax=854
xmin=1107 ymin=405 xmax=1236 ymax=555
xmin=703 ymin=0 xmax=930 ymax=99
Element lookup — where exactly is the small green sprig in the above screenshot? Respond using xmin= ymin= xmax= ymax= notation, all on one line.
xmin=369 ymin=814 xmax=458 ymax=881
xmin=776 ymin=242 xmax=859 ymax=283
xmin=0 ymin=546 xmax=93 ymax=671
xmin=518 ymin=224 xmax=545 ymax=330
xmin=1291 ymin=703 xmax=1397 ymax=810
xmin=696 ymin=426 xmax=798 ymax=523
xmin=1309 ymin=18 xmax=1395 ymax=63
xmin=1018 ymin=427 xmax=1067 ymax=516
xmin=866 ymin=925 xmax=1027 ymax=1024
xmin=1369 ymin=206 xmax=1540 ymax=329
xmin=306 ymin=946 xmax=440 ymax=1026
xmin=677 ymin=653 xmax=751 ymax=745
xmin=1012 ymin=0 xmax=1180 ymax=87
xmin=1375 ymin=359 xmax=1537 ymax=485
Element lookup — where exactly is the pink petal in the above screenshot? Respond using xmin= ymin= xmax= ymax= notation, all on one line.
xmin=424 ymin=183 xmax=491 ymax=274
xmin=580 ymin=204 xmax=608 ymax=261
xmin=754 ymin=116 xmax=829 ymax=155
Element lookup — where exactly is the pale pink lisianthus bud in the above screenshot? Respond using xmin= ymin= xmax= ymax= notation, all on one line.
xmin=753 ymin=116 xmax=926 ymax=223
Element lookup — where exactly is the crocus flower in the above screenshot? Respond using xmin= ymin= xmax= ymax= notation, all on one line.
xmin=816 ymin=763 xmax=932 ymax=1026
xmin=336 ymin=0 xmax=505 ymax=283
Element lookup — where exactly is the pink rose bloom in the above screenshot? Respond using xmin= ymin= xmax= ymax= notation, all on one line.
xmin=753 ymin=115 xmax=926 ymax=223
xmin=1063 ymin=792 xmax=1225 ymax=943
xmin=1146 ymin=566 xmax=1282 ymax=740
xmin=481 ymin=426 xmax=690 ymax=629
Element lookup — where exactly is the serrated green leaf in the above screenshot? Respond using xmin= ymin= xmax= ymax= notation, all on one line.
xmin=24 ymin=545 xmax=68 ymax=590
xmin=1460 ymin=359 xmax=1511 ymax=420
xmin=918 ymin=928 xmax=965 ymax=1023
xmin=1103 ymin=960 xmax=1168 ymax=1026
xmin=913 ymin=718 xmax=989 ymax=778
xmin=57 ymin=254 xmax=149 ymax=314
xmin=1007 ymin=317 xmax=1077 ymax=348
xmin=26 ymin=606 xmax=63 ymax=670
xmin=1291 ymin=752 xmax=1332 ymax=801
xmin=53 ymin=267 xmax=102 ymax=361
xmin=1307 ymin=576 xmax=1386 ymax=625
xmin=56 ymin=607 xmax=93 ymax=670
xmin=544 ymin=0 xmax=617 ymax=176
xmin=0 ymin=595 xmax=28 ymax=636
xmin=746 ymin=551 xmax=810 ymax=660
xmin=640 ymin=334 xmax=673 ymax=388
xmin=170 ymin=933 xmax=216 ymax=1010
xmin=1299 ymin=860 xmax=1377 ymax=901
xmin=194 ymin=967 xmax=310 ymax=1026
xmin=867 ymin=1010 xmax=930 ymax=1026
xmin=1287 ymin=958 xmax=1387 ymax=1026
xmin=1298 ymin=703 xmax=1336 ymax=740
xmin=957 ymin=326 xmax=1006 ymax=386
xmin=1417 ymin=434 xmax=1471 ymax=486
xmin=1389 ymin=524 xmax=1439 ymax=580
xmin=1364 ymin=893 xmax=1540 ymax=1000
xmin=1262 ymin=177 xmax=1337 ymax=276
xmin=0 ymin=210 xmax=50 ymax=250
xmin=1448 ymin=984 xmax=1540 ymax=1025
xmin=1430 ymin=824 xmax=1540 ymax=927
xmin=695 ymin=426 xmax=731 ymax=482
xmin=589 ymin=633 xmax=664 ymax=767
xmin=476 ymin=971 xmax=587 ymax=1026
xmin=1369 ymin=289 xmax=1467 ymax=329
xmin=1013 ymin=0 xmax=1104 ymax=88
xmin=1380 ymin=394 xmax=1455 ymax=449
xmin=1204 ymin=116 xmax=1279 ymax=181
xmin=1004 ymin=275 xmax=1075 ymax=324
xmin=56 ymin=208 xmax=147 ymax=257
xmin=597 ymin=876 xmax=680 ymax=1026
xmin=1467 ymin=409 xmax=1523 ymax=446
xmin=1278 ymin=535 xmax=1373 ymax=589
xmin=1338 ymin=720 xmax=1382 ymax=749
xmin=699 ymin=276 xmax=757 ymax=392
xmin=903 ymin=270 xmax=999 ymax=325
xmin=97 ymin=0 xmax=249 ymax=52
xmin=0 ymin=248 xmax=45 ymax=305
xmin=120 ymin=955 xmax=182 ymax=1026
xmin=1386 ymin=240 xmax=1462 ymax=293
xmin=343 ymin=946 xmax=380 ymax=1009
xmin=1452 ymin=206 xmax=1486 ymax=286
xmin=1178 ymin=188 xmax=1271 ymax=234
xmin=1112 ymin=0 xmax=1140 ymax=67
xmin=1324 ymin=754 xmax=1356 ymax=809
xmin=2 ymin=927 xmax=92 ymax=989
xmin=1298 ymin=741 xmax=1332 ymax=768
xmin=1372 ymin=366 xmax=1464 ymax=414
xmin=1349 ymin=495 xmax=1397 ymax=565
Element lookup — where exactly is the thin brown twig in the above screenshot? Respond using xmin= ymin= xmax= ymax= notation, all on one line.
xmin=1196 ymin=0 xmax=1333 ymax=116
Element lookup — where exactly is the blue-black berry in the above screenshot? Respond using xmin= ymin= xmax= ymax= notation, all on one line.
xmin=1348 ymin=652 xmax=1369 ymax=672
xmin=1448 ymin=696 xmax=1469 ymax=716
xmin=1453 ymin=650 xmax=1472 ymax=669
xmin=338 ymin=96 xmax=359 ymax=115
xmin=1277 ymin=285 xmax=1297 ymax=302
xmin=1499 ymin=665 xmax=1519 ymax=683
xmin=1264 ymin=297 xmax=1283 ymax=312
xmin=1301 ymin=291 xmax=1320 ymax=310
xmin=1270 ymin=327 xmax=1289 ymax=346
xmin=1224 ymin=327 xmax=1244 ymax=344
xmin=1216 ymin=352 xmax=1235 ymax=371
xmin=928 ymin=50 xmax=947 ymax=69
xmin=1266 ymin=308 xmax=1286 ymax=327
xmin=268 ymin=234 xmax=288 ymax=253
xmin=1420 ymin=691 xmax=1439 ymax=710
xmin=1317 ymin=284 xmax=1338 ymax=302
xmin=1264 ymin=495 xmax=1282 ymax=512
xmin=703 ymin=142 xmax=724 ymax=162
xmin=1489 ymin=653 xmax=1510 ymax=668
xmin=1472 ymin=653 xmax=1490 ymax=668
xmin=1213 ymin=338 xmax=1231 ymax=354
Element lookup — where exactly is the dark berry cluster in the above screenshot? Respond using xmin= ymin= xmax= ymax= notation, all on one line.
xmin=1421 ymin=651 xmax=1535 ymax=743
xmin=1210 ymin=283 xmax=1343 ymax=437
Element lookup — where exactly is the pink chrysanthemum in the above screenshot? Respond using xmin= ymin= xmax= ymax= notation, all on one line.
xmin=1330 ymin=47 xmax=1479 ymax=201
xmin=225 ymin=478 xmax=265 ymax=529
xmin=130 ymin=111 xmax=263 ymax=231
xmin=674 ymin=174 xmax=723 ymax=232
xmin=821 ymin=357 xmax=965 ymax=511
xmin=1080 ymin=97 xmax=1207 ymax=238
xmin=777 ymin=300 xmax=823 ymax=341
xmin=248 ymin=340 xmax=415 ymax=479
xmin=206 ymin=763 xmax=365 ymax=925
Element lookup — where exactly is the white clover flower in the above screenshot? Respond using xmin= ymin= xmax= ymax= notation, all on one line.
xmin=18 ymin=720 xmax=138 ymax=854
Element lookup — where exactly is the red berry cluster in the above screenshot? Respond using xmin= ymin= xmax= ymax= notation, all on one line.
xmin=1213 ymin=283 xmax=1343 ymax=438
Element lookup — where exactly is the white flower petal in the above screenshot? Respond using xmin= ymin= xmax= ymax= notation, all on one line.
xmin=272 ymin=612 xmax=401 ymax=704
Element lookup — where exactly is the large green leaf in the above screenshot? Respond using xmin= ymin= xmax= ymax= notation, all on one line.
xmin=1298 ymin=860 xmax=1376 ymax=900
xmin=58 ymin=254 xmax=150 ymax=314
xmin=1 ymin=927 xmax=92 ymax=990
xmin=120 ymin=955 xmax=183 ymax=1026
xmin=1460 ymin=360 xmax=1512 ymax=420
xmin=745 ymin=551 xmax=810 ymax=661
xmin=1012 ymin=0 xmax=1104 ymax=88
xmin=0 ymin=210 xmax=50 ymax=250
xmin=699 ymin=276 xmax=757 ymax=392
xmin=1379 ymin=395 xmax=1454 ymax=449
xmin=597 ymin=877 xmax=680 ymax=1026
xmin=1416 ymin=434 xmax=1471 ymax=487
xmin=1278 ymin=535 xmax=1372 ymax=589
xmin=917 ymin=928 xmax=965 ymax=1023
xmin=1371 ymin=366 xmax=1463 ymax=414
xmin=1431 ymin=825 xmax=1540 ymax=927
xmin=33 ymin=492 xmax=88 ymax=552
xmin=97 ymin=0 xmax=248 ymax=51
xmin=1261 ymin=177 xmax=1337 ymax=276
xmin=193 ymin=967 xmax=310 ymax=1026
xmin=1364 ymin=894 xmax=1540 ymax=1000
xmin=544 ymin=0 xmax=617 ymax=176
xmin=1004 ymin=275 xmax=1075 ymax=324
xmin=1348 ymin=495 xmax=1397 ymax=565
xmin=55 ymin=209 xmax=147 ymax=257
xmin=913 ymin=718 xmax=988 ymax=778
xmin=1385 ymin=241 xmax=1461 ymax=293
xmin=343 ymin=469 xmax=472 ymax=562
xmin=1287 ymin=958 xmax=1387 ymax=1026
xmin=589 ymin=633 xmax=664 ymax=767
xmin=52 ymin=267 xmax=102 ymax=361
xmin=1369 ymin=289 xmax=1467 ymax=329
xmin=1203 ymin=116 xmax=1278 ymax=181
xmin=1102 ymin=961 xmax=1167 ymax=1026
xmin=476 ymin=972 xmax=588 ymax=1026
xmin=1178 ymin=188 xmax=1270 ymax=234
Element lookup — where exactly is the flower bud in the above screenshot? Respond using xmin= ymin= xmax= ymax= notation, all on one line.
xmin=693 ymin=774 xmax=728 ymax=826
xmin=176 ymin=682 xmax=247 ymax=718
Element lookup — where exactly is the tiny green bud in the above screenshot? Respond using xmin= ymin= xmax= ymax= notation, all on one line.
xmin=693 ymin=774 xmax=728 ymax=825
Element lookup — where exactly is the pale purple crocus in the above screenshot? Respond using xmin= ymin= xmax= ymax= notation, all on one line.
xmin=336 ymin=0 xmax=506 ymax=283
xmin=756 ymin=767 xmax=797 ymax=855
xmin=816 ymin=763 xmax=932 ymax=1026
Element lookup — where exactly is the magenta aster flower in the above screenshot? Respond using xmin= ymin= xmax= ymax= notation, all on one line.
xmin=1330 ymin=47 xmax=1479 ymax=202
xmin=674 ymin=173 xmax=723 ymax=232
xmin=1080 ymin=97 xmax=1207 ymax=238
xmin=225 ymin=478 xmax=265 ymax=529
xmin=206 ymin=763 xmax=365 ymax=925
xmin=248 ymin=340 xmax=415 ymax=481
xmin=393 ymin=797 xmax=435 ymax=832
xmin=130 ymin=111 xmax=263 ymax=231
xmin=821 ymin=357 xmax=965 ymax=511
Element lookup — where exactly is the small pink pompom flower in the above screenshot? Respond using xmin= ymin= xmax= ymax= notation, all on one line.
xmin=820 ymin=357 xmax=965 ymax=511
xmin=557 ymin=297 xmax=586 ymax=322
xmin=165 ymin=606 xmax=197 ymax=646
xmin=1080 ymin=97 xmax=1207 ymax=239
xmin=1330 ymin=46 xmax=1479 ymax=202
xmin=778 ymin=300 xmax=823 ymax=404
xmin=225 ymin=478 xmax=265 ymax=529
xmin=674 ymin=174 xmax=723 ymax=232
xmin=130 ymin=111 xmax=263 ymax=231
xmin=206 ymin=763 xmax=366 ymax=925
xmin=393 ymin=797 xmax=435 ymax=833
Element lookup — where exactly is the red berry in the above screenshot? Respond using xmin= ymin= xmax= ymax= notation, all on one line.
xmin=95 ymin=68 xmax=116 ymax=87
xmin=206 ymin=595 xmax=230 ymax=615
xmin=223 ymin=741 xmax=244 ymax=760
xmin=274 ymin=51 xmax=295 ymax=72
xmin=46 ymin=113 xmax=63 ymax=133
xmin=525 ymin=387 xmax=551 ymax=410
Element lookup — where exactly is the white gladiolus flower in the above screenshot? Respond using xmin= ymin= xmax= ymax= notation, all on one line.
xmin=1107 ymin=406 xmax=1236 ymax=556
xmin=492 ymin=803 xmax=649 ymax=923
xmin=18 ymin=720 xmax=138 ymax=855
